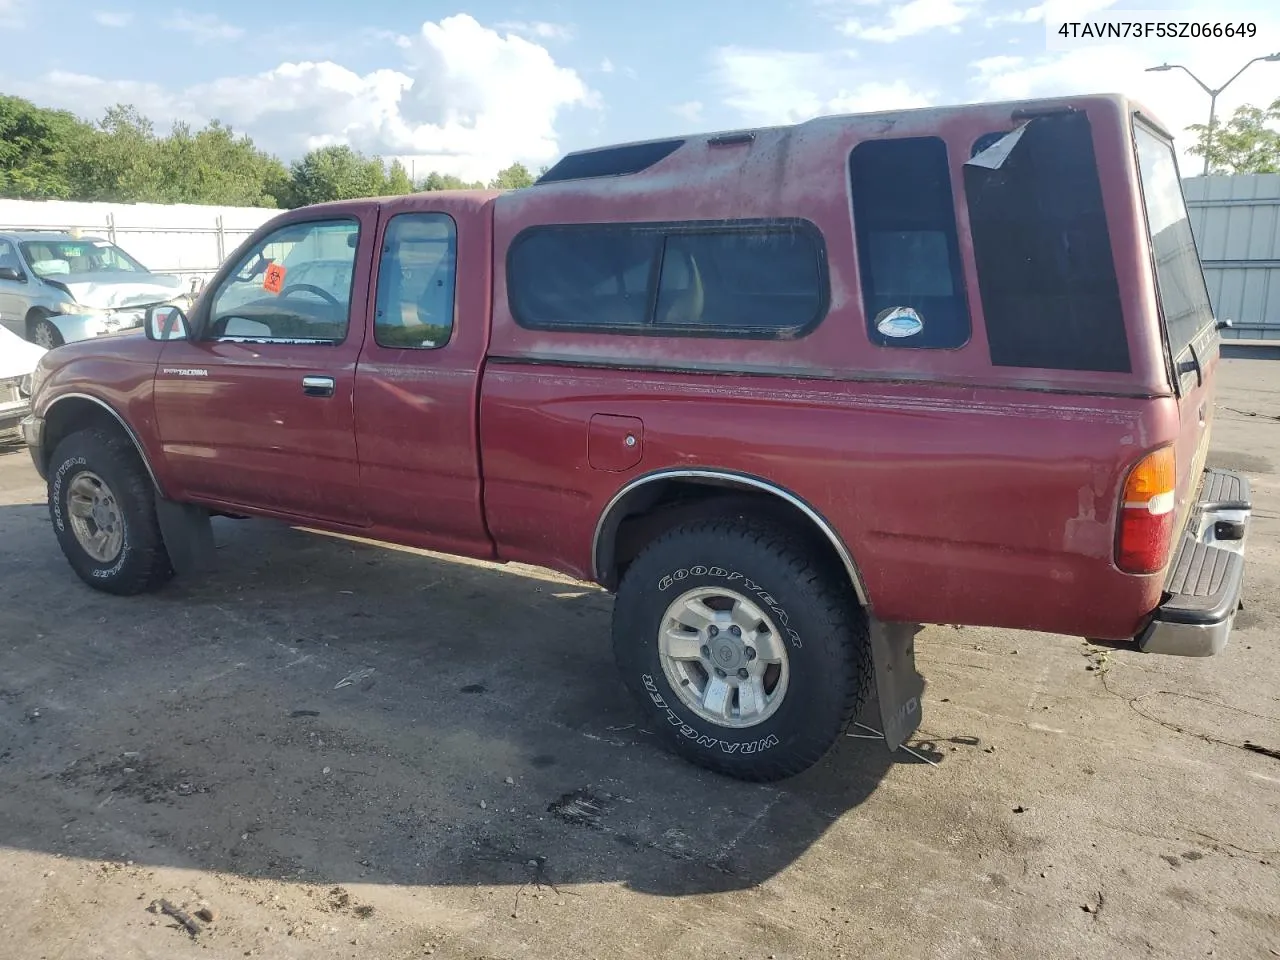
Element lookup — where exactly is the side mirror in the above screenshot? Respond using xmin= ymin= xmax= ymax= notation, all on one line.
xmin=145 ymin=304 xmax=190 ymax=341
xmin=0 ymin=265 xmax=26 ymax=283
xmin=1215 ymin=318 xmax=1234 ymax=331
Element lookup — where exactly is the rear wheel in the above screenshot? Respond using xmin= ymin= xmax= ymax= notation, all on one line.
xmin=47 ymin=428 xmax=173 ymax=595
xmin=611 ymin=516 xmax=872 ymax=781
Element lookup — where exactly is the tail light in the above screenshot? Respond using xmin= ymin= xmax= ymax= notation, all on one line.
xmin=1115 ymin=446 xmax=1176 ymax=574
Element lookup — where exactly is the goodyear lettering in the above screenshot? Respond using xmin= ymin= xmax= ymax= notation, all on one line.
xmin=641 ymin=674 xmax=780 ymax=755
xmin=50 ymin=455 xmax=87 ymax=533
xmin=654 ymin=568 xmax=804 ymax=649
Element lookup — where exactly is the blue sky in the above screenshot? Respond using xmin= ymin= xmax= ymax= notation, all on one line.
xmin=2 ymin=0 xmax=1279 ymax=181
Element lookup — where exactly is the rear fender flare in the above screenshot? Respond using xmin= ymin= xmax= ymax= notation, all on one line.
xmin=591 ymin=468 xmax=870 ymax=606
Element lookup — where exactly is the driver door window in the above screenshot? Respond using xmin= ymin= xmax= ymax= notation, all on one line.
xmin=208 ymin=219 xmax=359 ymax=343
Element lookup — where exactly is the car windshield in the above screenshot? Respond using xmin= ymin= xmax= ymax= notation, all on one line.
xmin=19 ymin=239 xmax=149 ymax=278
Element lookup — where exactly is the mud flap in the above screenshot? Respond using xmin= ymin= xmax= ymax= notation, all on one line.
xmin=868 ymin=619 xmax=925 ymax=751
xmin=154 ymin=496 xmax=215 ymax=575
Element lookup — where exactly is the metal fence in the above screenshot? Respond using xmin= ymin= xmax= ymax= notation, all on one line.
xmin=1183 ymin=174 xmax=1280 ymax=341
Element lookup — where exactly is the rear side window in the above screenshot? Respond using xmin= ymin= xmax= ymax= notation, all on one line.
xmin=374 ymin=213 xmax=457 ymax=350
xmin=850 ymin=137 xmax=970 ymax=348
xmin=508 ymin=220 xmax=827 ymax=338
xmin=964 ymin=113 xmax=1131 ymax=372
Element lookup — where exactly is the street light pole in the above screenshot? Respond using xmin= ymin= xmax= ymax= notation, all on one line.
xmin=1146 ymin=54 xmax=1280 ymax=176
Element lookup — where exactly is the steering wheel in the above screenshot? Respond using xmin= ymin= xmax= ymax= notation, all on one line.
xmin=280 ymin=283 xmax=340 ymax=306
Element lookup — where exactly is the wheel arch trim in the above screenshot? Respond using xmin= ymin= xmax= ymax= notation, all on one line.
xmin=43 ymin=393 xmax=166 ymax=497
xmin=591 ymin=468 xmax=870 ymax=607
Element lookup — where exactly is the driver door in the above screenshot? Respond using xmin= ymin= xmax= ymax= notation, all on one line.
xmin=152 ymin=209 xmax=376 ymax=526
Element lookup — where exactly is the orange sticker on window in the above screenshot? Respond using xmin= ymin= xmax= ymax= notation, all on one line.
xmin=263 ymin=262 xmax=286 ymax=294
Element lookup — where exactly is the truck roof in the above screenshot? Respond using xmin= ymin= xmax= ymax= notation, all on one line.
xmin=290 ymin=93 xmax=1164 ymax=215
xmin=526 ymin=92 xmax=1159 ymax=187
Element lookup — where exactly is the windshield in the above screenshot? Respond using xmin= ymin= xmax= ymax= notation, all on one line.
xmin=1134 ymin=124 xmax=1215 ymax=356
xmin=19 ymin=239 xmax=149 ymax=279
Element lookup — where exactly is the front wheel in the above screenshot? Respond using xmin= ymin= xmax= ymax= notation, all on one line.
xmin=611 ymin=517 xmax=872 ymax=781
xmin=47 ymin=428 xmax=174 ymax=595
xmin=31 ymin=317 xmax=64 ymax=349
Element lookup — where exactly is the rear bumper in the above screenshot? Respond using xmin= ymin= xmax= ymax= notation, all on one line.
xmin=1137 ymin=468 xmax=1251 ymax=657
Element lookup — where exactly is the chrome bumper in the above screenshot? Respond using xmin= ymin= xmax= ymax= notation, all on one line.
xmin=1137 ymin=469 xmax=1251 ymax=657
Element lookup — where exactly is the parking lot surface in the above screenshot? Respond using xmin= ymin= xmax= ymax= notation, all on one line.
xmin=1 ymin=357 xmax=1278 ymax=960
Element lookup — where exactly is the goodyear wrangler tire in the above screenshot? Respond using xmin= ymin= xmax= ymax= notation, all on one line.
xmin=611 ymin=516 xmax=872 ymax=781
xmin=47 ymin=428 xmax=174 ymax=595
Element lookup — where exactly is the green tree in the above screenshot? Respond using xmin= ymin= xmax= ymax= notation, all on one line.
xmin=0 ymin=95 xmax=92 ymax=199
xmin=157 ymin=120 xmax=290 ymax=207
xmin=382 ymin=159 xmax=414 ymax=196
xmin=417 ymin=171 xmax=485 ymax=191
xmin=0 ymin=93 xmax=555 ymax=209
xmin=287 ymin=145 xmax=388 ymax=205
xmin=65 ymin=104 xmax=167 ymax=202
xmin=488 ymin=162 xmax=535 ymax=190
xmin=1187 ymin=98 xmax=1280 ymax=174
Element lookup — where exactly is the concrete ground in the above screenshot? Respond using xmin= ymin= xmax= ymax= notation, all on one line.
xmin=1 ymin=358 xmax=1278 ymax=960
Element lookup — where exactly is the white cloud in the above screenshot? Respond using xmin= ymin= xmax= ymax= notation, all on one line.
xmin=0 ymin=0 xmax=24 ymax=27
xmin=985 ymin=0 xmax=1116 ymax=26
xmin=92 ymin=10 xmax=133 ymax=27
xmin=842 ymin=0 xmax=977 ymax=42
xmin=829 ymin=80 xmax=935 ymax=114
xmin=25 ymin=15 xmax=596 ymax=183
xmin=495 ymin=20 xmax=575 ymax=41
xmin=714 ymin=46 xmax=933 ymax=125
xmin=163 ymin=10 xmax=244 ymax=43
xmin=672 ymin=100 xmax=704 ymax=123
xmin=359 ymin=27 xmax=410 ymax=48
xmin=599 ymin=57 xmax=615 ymax=74
xmin=985 ymin=4 xmax=1043 ymax=24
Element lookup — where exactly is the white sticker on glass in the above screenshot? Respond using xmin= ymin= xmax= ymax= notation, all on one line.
xmin=876 ymin=306 xmax=924 ymax=339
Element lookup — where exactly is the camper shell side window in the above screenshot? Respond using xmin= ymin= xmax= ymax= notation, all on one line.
xmin=850 ymin=136 xmax=971 ymax=350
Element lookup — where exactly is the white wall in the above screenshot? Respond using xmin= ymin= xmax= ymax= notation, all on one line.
xmin=0 ymin=199 xmax=279 ymax=291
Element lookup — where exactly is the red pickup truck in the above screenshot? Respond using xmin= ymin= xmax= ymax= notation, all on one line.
xmin=20 ymin=93 xmax=1253 ymax=781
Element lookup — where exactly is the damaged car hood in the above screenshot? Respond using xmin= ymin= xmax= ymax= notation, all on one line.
xmin=54 ymin=272 xmax=185 ymax=310
xmin=0 ymin=325 xmax=47 ymax=379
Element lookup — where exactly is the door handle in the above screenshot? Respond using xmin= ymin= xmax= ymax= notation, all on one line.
xmin=302 ymin=375 xmax=335 ymax=398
